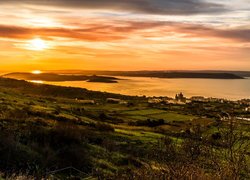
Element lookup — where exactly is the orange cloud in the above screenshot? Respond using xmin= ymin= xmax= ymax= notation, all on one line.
xmin=0 ymin=22 xmax=250 ymax=43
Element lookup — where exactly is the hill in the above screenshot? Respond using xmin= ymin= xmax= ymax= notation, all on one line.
xmin=3 ymin=73 xmax=119 ymax=83
xmin=45 ymin=70 xmax=245 ymax=79
xmin=0 ymin=77 xmax=249 ymax=179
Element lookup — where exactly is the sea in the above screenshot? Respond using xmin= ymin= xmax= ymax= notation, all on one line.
xmin=38 ymin=76 xmax=250 ymax=101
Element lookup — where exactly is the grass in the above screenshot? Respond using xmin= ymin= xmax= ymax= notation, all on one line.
xmin=122 ymin=109 xmax=167 ymax=116
xmin=0 ymin=77 xmax=249 ymax=179
xmin=120 ymin=109 xmax=196 ymax=123
xmin=127 ymin=115 xmax=148 ymax=121
xmin=148 ymin=112 xmax=196 ymax=121
xmin=115 ymin=129 xmax=164 ymax=142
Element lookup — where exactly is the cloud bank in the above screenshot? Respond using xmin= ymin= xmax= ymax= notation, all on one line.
xmin=0 ymin=0 xmax=227 ymax=15
xmin=0 ymin=21 xmax=249 ymax=43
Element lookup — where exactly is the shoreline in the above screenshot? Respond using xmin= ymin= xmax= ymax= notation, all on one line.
xmin=0 ymin=77 xmax=249 ymax=101
xmin=28 ymin=78 xmax=250 ymax=102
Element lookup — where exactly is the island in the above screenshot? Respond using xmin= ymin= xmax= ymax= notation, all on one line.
xmin=2 ymin=72 xmax=119 ymax=83
xmin=45 ymin=70 xmax=245 ymax=79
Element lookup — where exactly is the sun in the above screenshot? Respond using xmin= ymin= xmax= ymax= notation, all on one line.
xmin=29 ymin=38 xmax=47 ymax=51
xmin=31 ymin=70 xmax=42 ymax=74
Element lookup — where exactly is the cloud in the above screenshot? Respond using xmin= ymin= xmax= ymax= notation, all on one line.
xmin=0 ymin=21 xmax=166 ymax=41
xmin=0 ymin=0 xmax=227 ymax=15
xmin=0 ymin=21 xmax=249 ymax=43
xmin=174 ymin=23 xmax=250 ymax=42
xmin=216 ymin=29 xmax=250 ymax=42
xmin=0 ymin=25 xmax=122 ymax=41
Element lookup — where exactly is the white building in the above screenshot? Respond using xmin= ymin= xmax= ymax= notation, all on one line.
xmin=106 ymin=98 xmax=127 ymax=104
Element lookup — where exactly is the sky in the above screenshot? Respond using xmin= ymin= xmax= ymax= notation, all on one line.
xmin=0 ymin=0 xmax=249 ymax=71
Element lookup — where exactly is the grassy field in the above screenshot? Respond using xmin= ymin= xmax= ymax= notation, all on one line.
xmin=0 ymin=77 xmax=249 ymax=179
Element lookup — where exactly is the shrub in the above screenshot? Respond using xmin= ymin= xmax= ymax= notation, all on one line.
xmin=129 ymin=119 xmax=165 ymax=127
xmin=94 ymin=122 xmax=114 ymax=132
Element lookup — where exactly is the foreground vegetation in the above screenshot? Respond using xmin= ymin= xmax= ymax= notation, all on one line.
xmin=0 ymin=78 xmax=249 ymax=179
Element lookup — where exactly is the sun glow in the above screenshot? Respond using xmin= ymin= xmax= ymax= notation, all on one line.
xmin=28 ymin=38 xmax=47 ymax=51
xmin=27 ymin=17 xmax=58 ymax=28
xmin=30 ymin=80 xmax=44 ymax=84
xmin=31 ymin=70 xmax=42 ymax=74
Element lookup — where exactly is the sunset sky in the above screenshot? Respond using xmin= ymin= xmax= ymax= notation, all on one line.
xmin=0 ymin=0 xmax=249 ymax=71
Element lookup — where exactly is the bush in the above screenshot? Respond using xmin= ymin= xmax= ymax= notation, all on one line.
xmin=0 ymin=122 xmax=92 ymax=178
xmin=94 ymin=122 xmax=114 ymax=132
xmin=129 ymin=119 xmax=165 ymax=127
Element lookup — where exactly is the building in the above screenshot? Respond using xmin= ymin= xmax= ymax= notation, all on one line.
xmin=106 ymin=98 xmax=127 ymax=104
xmin=239 ymin=99 xmax=250 ymax=105
xmin=207 ymin=97 xmax=225 ymax=103
xmin=191 ymin=96 xmax=206 ymax=102
xmin=175 ymin=92 xmax=186 ymax=102
xmin=148 ymin=98 xmax=163 ymax=104
xmin=245 ymin=106 xmax=250 ymax=112
xmin=76 ymin=99 xmax=95 ymax=104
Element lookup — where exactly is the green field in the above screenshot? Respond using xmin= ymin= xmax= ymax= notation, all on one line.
xmin=0 ymin=78 xmax=249 ymax=179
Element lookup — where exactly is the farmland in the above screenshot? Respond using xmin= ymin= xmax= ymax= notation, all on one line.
xmin=0 ymin=77 xmax=249 ymax=179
